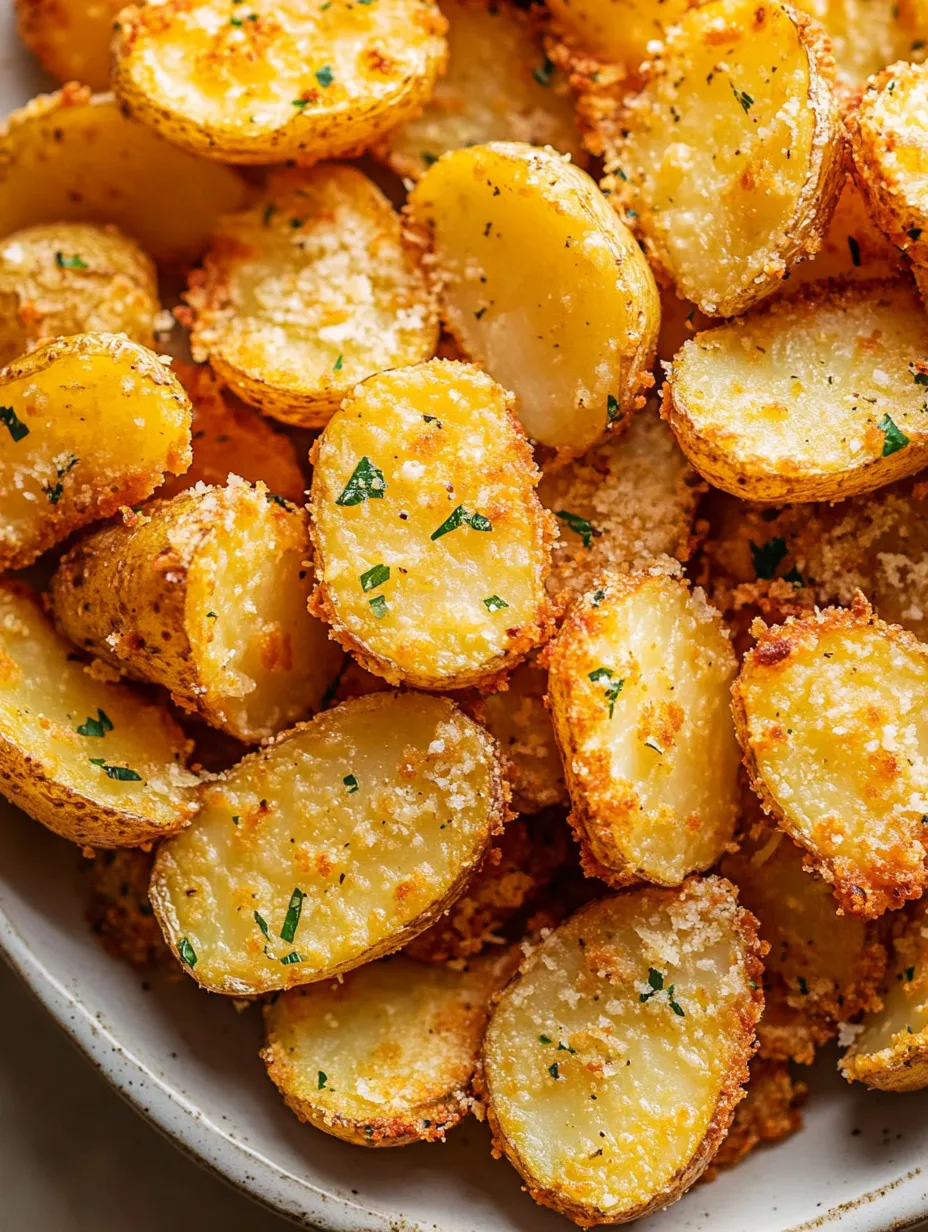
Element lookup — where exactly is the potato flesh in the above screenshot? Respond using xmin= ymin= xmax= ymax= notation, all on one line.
xmin=150 ymin=692 xmax=503 ymax=994
xmin=792 ymin=0 xmax=928 ymax=83
xmin=407 ymin=142 xmax=659 ymax=455
xmin=15 ymin=0 xmax=126 ymax=91
xmin=544 ymin=0 xmax=691 ymax=66
xmin=480 ymin=658 xmax=566 ymax=813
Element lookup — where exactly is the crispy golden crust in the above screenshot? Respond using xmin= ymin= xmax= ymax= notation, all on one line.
xmin=704 ymin=1058 xmax=805 ymax=1176
xmin=15 ymin=0 xmax=124 ymax=90
xmin=790 ymin=0 xmax=928 ymax=86
xmin=86 ymin=847 xmax=177 ymax=971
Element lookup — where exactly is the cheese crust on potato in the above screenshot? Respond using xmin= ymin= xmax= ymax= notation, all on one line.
xmin=478 ymin=657 xmax=567 ymax=814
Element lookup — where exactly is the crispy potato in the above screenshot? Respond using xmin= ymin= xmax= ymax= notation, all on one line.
xmin=479 ymin=658 xmax=567 ymax=814
xmin=0 ymin=87 xmax=247 ymax=266
xmin=733 ymin=598 xmax=928 ymax=918
xmin=548 ymin=568 xmax=740 ymax=887
xmin=665 ymin=280 xmax=928 ymax=503
xmin=793 ymin=0 xmax=928 ymax=86
xmin=309 ymin=360 xmax=554 ymax=691
xmin=262 ymin=949 xmax=518 ymax=1145
xmin=0 ymin=581 xmax=199 ymax=848
xmin=111 ymin=0 xmax=448 ymax=165
xmin=86 ymin=847 xmax=175 ymax=970
xmin=706 ymin=1058 xmax=805 ymax=1176
xmin=545 ymin=0 xmax=691 ymax=69
xmin=478 ymin=878 xmax=764 ymax=1226
xmin=15 ymin=0 xmax=125 ymax=91
xmin=185 ymin=165 xmax=438 ymax=428
xmin=0 ymin=333 xmax=191 ymax=572
xmin=150 ymin=691 xmax=508 ymax=994
xmin=50 ymin=477 xmax=342 ymax=744
xmin=600 ymin=0 xmax=844 ymax=317
xmin=406 ymin=142 xmax=659 ymax=457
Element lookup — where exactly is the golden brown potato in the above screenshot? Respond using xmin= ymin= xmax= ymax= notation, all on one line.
xmin=50 ymin=477 xmax=342 ymax=744
xmin=478 ymin=658 xmax=567 ymax=814
xmin=0 ymin=333 xmax=191 ymax=572
xmin=86 ymin=847 xmax=175 ymax=970
xmin=0 ymin=581 xmax=199 ymax=848
xmin=733 ymin=598 xmax=928 ymax=919
xmin=479 ymin=878 xmax=764 ymax=1226
xmin=184 ymin=165 xmax=438 ymax=428
xmin=111 ymin=0 xmax=448 ymax=164
xmin=15 ymin=0 xmax=125 ymax=91
xmin=548 ymin=568 xmax=741 ymax=887
xmin=706 ymin=1058 xmax=805 ymax=1176
xmin=309 ymin=360 xmax=555 ymax=691
xmin=0 ymin=87 xmax=248 ymax=266
xmin=545 ymin=0 xmax=691 ymax=70
xmin=793 ymin=0 xmax=928 ymax=86
xmin=150 ymin=691 xmax=508 ymax=995
xmin=599 ymin=0 xmax=845 ymax=317
xmin=406 ymin=142 xmax=659 ymax=457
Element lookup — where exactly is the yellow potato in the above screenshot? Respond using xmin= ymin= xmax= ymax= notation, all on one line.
xmin=149 ymin=691 xmax=508 ymax=995
xmin=0 ymin=581 xmax=199 ymax=849
xmin=111 ymin=0 xmax=448 ymax=164
xmin=792 ymin=0 xmax=928 ymax=85
xmin=0 ymin=333 xmax=191 ymax=572
xmin=479 ymin=658 xmax=567 ymax=814
xmin=478 ymin=878 xmax=764 ymax=1226
xmin=544 ymin=0 xmax=692 ymax=69
xmin=309 ymin=360 xmax=555 ymax=691
xmin=15 ymin=0 xmax=125 ymax=91
xmin=406 ymin=142 xmax=659 ymax=457
xmin=185 ymin=165 xmax=438 ymax=428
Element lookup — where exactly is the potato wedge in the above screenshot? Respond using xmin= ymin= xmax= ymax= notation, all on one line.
xmin=15 ymin=0 xmax=125 ymax=91
xmin=309 ymin=360 xmax=554 ymax=691
xmin=406 ymin=142 xmax=659 ymax=457
xmin=0 ymin=581 xmax=199 ymax=848
xmin=111 ymin=0 xmax=447 ymax=165
xmin=792 ymin=0 xmax=928 ymax=85
xmin=86 ymin=847 xmax=175 ymax=970
xmin=733 ymin=598 xmax=928 ymax=918
xmin=548 ymin=569 xmax=740 ymax=887
xmin=262 ymin=948 xmax=518 ymax=1145
xmin=706 ymin=1058 xmax=804 ymax=1175
xmin=479 ymin=658 xmax=567 ymax=814
xmin=665 ymin=279 xmax=928 ymax=502
xmin=478 ymin=878 xmax=764 ymax=1226
xmin=600 ymin=0 xmax=844 ymax=317
xmin=0 ymin=333 xmax=191 ymax=571
xmin=150 ymin=691 xmax=508 ymax=994
xmin=185 ymin=165 xmax=438 ymax=428
xmin=0 ymin=87 xmax=247 ymax=266
xmin=51 ymin=477 xmax=342 ymax=743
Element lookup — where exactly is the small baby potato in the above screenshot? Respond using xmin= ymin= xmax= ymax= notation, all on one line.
xmin=50 ymin=477 xmax=342 ymax=744
xmin=0 ymin=222 xmax=158 ymax=367
xmin=378 ymin=0 xmax=585 ymax=180
xmin=479 ymin=658 xmax=567 ymax=814
xmin=548 ymin=569 xmax=740 ymax=888
xmin=185 ymin=166 xmax=438 ymax=428
xmin=792 ymin=0 xmax=928 ymax=84
xmin=150 ymin=691 xmax=508 ymax=995
xmin=86 ymin=847 xmax=175 ymax=971
xmin=0 ymin=581 xmax=199 ymax=848
xmin=545 ymin=0 xmax=691 ymax=70
xmin=733 ymin=598 xmax=928 ymax=919
xmin=0 ymin=333 xmax=191 ymax=572
xmin=538 ymin=408 xmax=703 ymax=600
xmin=665 ymin=280 xmax=928 ymax=503
xmin=15 ymin=0 xmax=125 ymax=91
xmin=707 ymin=1058 xmax=805 ymax=1175
xmin=111 ymin=0 xmax=448 ymax=165
xmin=601 ymin=0 xmax=844 ymax=317
xmin=309 ymin=360 xmax=555 ymax=691
xmin=262 ymin=949 xmax=518 ymax=1145
xmin=0 ymin=87 xmax=248 ymax=266
xmin=479 ymin=878 xmax=764 ymax=1226
xmin=406 ymin=142 xmax=659 ymax=457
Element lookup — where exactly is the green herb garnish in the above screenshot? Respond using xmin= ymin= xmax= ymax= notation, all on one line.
xmin=483 ymin=595 xmax=508 ymax=612
xmin=430 ymin=505 xmax=492 ymax=540
xmin=548 ymin=1061 xmax=560 ymax=1079
xmin=879 ymin=413 xmax=909 ymax=456
xmin=607 ymin=394 xmax=620 ymax=424
xmin=344 ymin=773 xmax=359 ymax=794
xmin=909 ymin=228 xmax=923 ymax=241
xmin=555 ymin=509 xmax=596 ymax=548
xmin=730 ymin=84 xmax=754 ymax=113
xmin=360 ymin=563 xmax=390 ymax=592
xmin=847 ymin=236 xmax=861 ymax=266
xmin=315 ymin=65 xmax=334 ymax=87
xmin=318 ymin=1071 xmax=328 ymax=1089
xmin=89 ymin=759 xmax=142 ymax=781
xmin=333 ymin=353 xmax=343 ymax=372
xmin=280 ymin=887 xmax=305 ymax=943
xmin=369 ymin=594 xmax=388 ymax=618
xmin=44 ymin=454 xmax=79 ymax=503
xmin=0 ymin=405 xmax=29 ymax=442
xmin=55 ymin=252 xmax=88 ymax=270
xmin=588 ymin=667 xmax=624 ymax=718
xmin=77 ymin=709 xmax=113 ymax=738
xmin=532 ymin=56 xmax=554 ymax=86
xmin=750 ymin=537 xmax=787 ymax=579
xmin=539 ymin=1034 xmax=552 ymax=1045
xmin=254 ymin=911 xmax=270 ymax=940
xmin=639 ymin=967 xmax=684 ymax=1015
xmin=279 ymin=952 xmax=304 ymax=965
xmin=178 ymin=938 xmax=197 ymax=967
xmin=336 ymin=456 xmax=386 ymax=506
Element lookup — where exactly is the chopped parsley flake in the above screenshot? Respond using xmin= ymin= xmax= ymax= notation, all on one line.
xmin=77 ymin=709 xmax=113 ymax=738
xmin=750 ymin=536 xmax=787 ymax=579
xmin=292 ymin=98 xmax=309 ymax=108
xmin=797 ymin=976 xmax=808 ymax=995
xmin=548 ymin=1061 xmax=560 ymax=1079
xmin=178 ymin=938 xmax=197 ymax=967
xmin=588 ymin=666 xmax=624 ymax=718
xmin=266 ymin=492 xmax=292 ymax=508
xmin=336 ymin=456 xmax=386 ymax=506
xmin=344 ymin=773 xmax=359 ymax=794
xmin=879 ymin=413 xmax=909 ymax=456
xmin=422 ymin=414 xmax=442 ymax=426
xmin=539 ymin=1034 xmax=552 ymax=1045
xmin=206 ymin=611 xmax=218 ymax=620
xmin=730 ymin=83 xmax=754 ymax=113
xmin=909 ymin=228 xmax=923 ymax=240
xmin=483 ymin=594 xmax=509 ymax=612
xmin=644 ymin=736 xmax=663 ymax=754
xmin=782 ymin=565 xmax=805 ymax=587
xmin=44 ymin=454 xmax=79 ymax=503
xmin=555 ymin=509 xmax=596 ymax=548
xmin=315 ymin=65 xmax=334 ymax=87
xmin=55 ymin=252 xmax=88 ymax=269
xmin=89 ymin=758 xmax=142 ymax=781
xmin=606 ymin=394 xmax=620 ymax=424
xmin=847 ymin=235 xmax=861 ymax=266
xmin=360 ymin=563 xmax=390 ymax=591
xmin=639 ymin=967 xmax=684 ymax=1015
xmin=279 ymin=952 xmax=304 ymax=965
xmin=532 ymin=56 xmax=554 ymax=86
xmin=905 ymin=965 xmax=916 ymax=982
xmin=318 ymin=1071 xmax=328 ymax=1089
xmin=333 ymin=353 xmax=343 ymax=372
xmin=263 ymin=203 xmax=277 ymax=226
xmin=422 ymin=153 xmax=439 ymax=166
xmin=280 ymin=887 xmax=305 ymax=943
xmin=911 ymin=365 xmax=928 ymax=386
xmin=430 ymin=505 xmax=492 ymax=540
xmin=591 ymin=588 xmax=605 ymax=606
xmin=369 ymin=594 xmax=388 ymax=618
xmin=0 ymin=405 xmax=29 ymax=442
xmin=254 ymin=911 xmax=270 ymax=940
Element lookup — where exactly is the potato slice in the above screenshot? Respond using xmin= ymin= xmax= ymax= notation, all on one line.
xmin=185 ymin=166 xmax=438 ymax=428
xmin=0 ymin=87 xmax=247 ymax=266
xmin=600 ymin=0 xmax=844 ymax=317
xmin=479 ymin=657 xmax=567 ymax=814
xmin=665 ymin=279 xmax=928 ymax=503
xmin=150 ymin=691 xmax=508 ymax=994
xmin=548 ymin=569 xmax=740 ymax=887
xmin=86 ymin=847 xmax=175 ymax=971
xmin=15 ymin=0 xmax=125 ymax=91
xmin=50 ymin=477 xmax=342 ymax=743
xmin=111 ymin=0 xmax=447 ymax=164
xmin=0 ymin=581 xmax=199 ymax=848
xmin=406 ymin=142 xmax=659 ymax=457
xmin=479 ymin=878 xmax=764 ymax=1226
xmin=545 ymin=0 xmax=691 ymax=69
xmin=707 ymin=1058 xmax=804 ymax=1175
xmin=309 ymin=359 xmax=554 ymax=691
xmin=733 ymin=598 xmax=928 ymax=918
xmin=0 ymin=333 xmax=191 ymax=571
xmin=793 ymin=0 xmax=928 ymax=86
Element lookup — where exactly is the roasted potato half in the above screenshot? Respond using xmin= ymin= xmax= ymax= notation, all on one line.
xmin=600 ymin=0 xmax=844 ymax=317
xmin=185 ymin=165 xmax=438 ymax=428
xmin=0 ymin=87 xmax=247 ymax=266
xmin=479 ymin=657 xmax=567 ymax=814
xmin=0 ymin=333 xmax=191 ymax=571
xmin=15 ymin=0 xmax=125 ymax=91
xmin=545 ymin=0 xmax=691 ymax=69
xmin=51 ymin=477 xmax=342 ymax=744
xmin=111 ymin=0 xmax=448 ymax=164
xmin=309 ymin=360 xmax=554 ymax=691
xmin=665 ymin=280 xmax=928 ymax=503
xmin=86 ymin=847 xmax=175 ymax=971
xmin=792 ymin=0 xmax=928 ymax=85
xmin=262 ymin=949 xmax=518 ymax=1145
xmin=406 ymin=142 xmax=659 ymax=457
xmin=548 ymin=569 xmax=741 ymax=887
xmin=150 ymin=691 xmax=508 ymax=995
xmin=733 ymin=598 xmax=928 ymax=918
xmin=0 ymin=581 xmax=199 ymax=848
xmin=479 ymin=878 xmax=764 ymax=1226
xmin=707 ymin=1058 xmax=805 ymax=1175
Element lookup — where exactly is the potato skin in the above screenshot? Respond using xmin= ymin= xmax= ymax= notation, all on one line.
xmin=15 ymin=0 xmax=125 ymax=90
